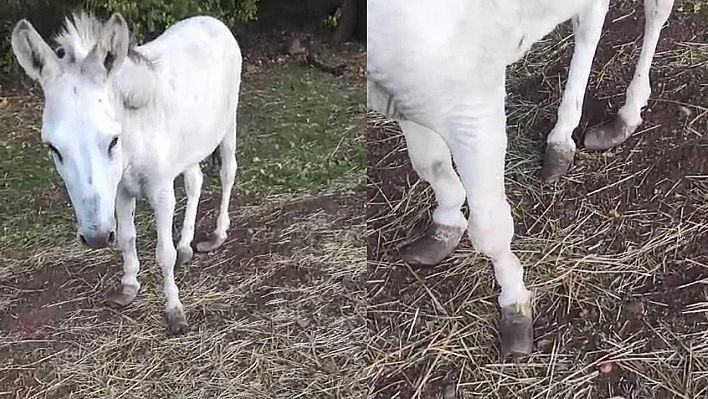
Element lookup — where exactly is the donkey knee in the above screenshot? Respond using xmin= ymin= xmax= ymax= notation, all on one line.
xmin=411 ymin=159 xmax=444 ymax=182
xmin=646 ymin=0 xmax=674 ymax=21
xmin=220 ymin=157 xmax=237 ymax=182
xmin=117 ymin=230 xmax=135 ymax=251
xmin=467 ymin=199 xmax=514 ymax=259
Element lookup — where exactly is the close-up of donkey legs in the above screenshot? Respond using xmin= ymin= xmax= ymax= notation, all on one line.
xmin=368 ymin=0 xmax=708 ymax=397
xmin=543 ymin=0 xmax=675 ymax=182
xmin=583 ymin=0 xmax=674 ymax=150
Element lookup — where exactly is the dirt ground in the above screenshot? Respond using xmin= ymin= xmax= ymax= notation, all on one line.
xmin=368 ymin=2 xmax=708 ymax=398
xmin=0 ymin=29 xmax=366 ymax=399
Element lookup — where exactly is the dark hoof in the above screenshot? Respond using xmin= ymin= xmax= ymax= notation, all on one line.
xmin=541 ymin=143 xmax=574 ymax=183
xmin=401 ymin=223 xmax=466 ymax=266
xmin=166 ymin=307 xmax=189 ymax=334
xmin=106 ymin=285 xmax=138 ymax=307
xmin=195 ymin=233 xmax=227 ymax=253
xmin=176 ymin=246 xmax=193 ymax=266
xmin=584 ymin=117 xmax=639 ymax=151
xmin=500 ymin=302 xmax=533 ymax=357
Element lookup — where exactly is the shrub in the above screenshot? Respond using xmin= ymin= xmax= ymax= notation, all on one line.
xmin=83 ymin=0 xmax=260 ymax=42
xmin=0 ymin=0 xmax=259 ymax=73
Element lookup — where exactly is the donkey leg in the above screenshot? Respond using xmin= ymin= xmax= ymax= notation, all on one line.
xmin=107 ymin=188 xmax=140 ymax=307
xmin=542 ymin=0 xmax=609 ymax=182
xmin=176 ymin=164 xmax=203 ymax=265
xmin=196 ymin=128 xmax=237 ymax=253
xmin=585 ymin=0 xmax=674 ymax=150
xmin=149 ymin=183 xmax=187 ymax=333
xmin=399 ymin=120 xmax=467 ymax=266
xmin=442 ymin=96 xmax=533 ymax=356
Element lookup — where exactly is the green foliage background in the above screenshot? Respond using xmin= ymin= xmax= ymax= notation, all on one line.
xmin=0 ymin=0 xmax=260 ymax=73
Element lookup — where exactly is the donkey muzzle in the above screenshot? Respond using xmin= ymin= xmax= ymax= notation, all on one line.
xmin=79 ymin=230 xmax=115 ymax=249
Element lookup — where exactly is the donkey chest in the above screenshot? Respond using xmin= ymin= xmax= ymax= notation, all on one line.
xmin=119 ymin=164 xmax=152 ymax=199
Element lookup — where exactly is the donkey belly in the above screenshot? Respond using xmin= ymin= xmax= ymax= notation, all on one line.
xmin=368 ymin=0 xmax=596 ymax=130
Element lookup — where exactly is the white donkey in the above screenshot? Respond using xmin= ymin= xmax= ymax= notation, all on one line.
xmin=368 ymin=0 xmax=673 ymax=355
xmin=11 ymin=12 xmax=242 ymax=333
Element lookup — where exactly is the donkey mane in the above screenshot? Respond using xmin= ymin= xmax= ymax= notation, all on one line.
xmin=55 ymin=12 xmax=149 ymax=65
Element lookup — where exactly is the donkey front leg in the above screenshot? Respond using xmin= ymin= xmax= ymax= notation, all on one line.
xmin=399 ymin=120 xmax=467 ymax=265
xmin=585 ymin=0 xmax=675 ymax=150
xmin=442 ymin=97 xmax=533 ymax=356
xmin=149 ymin=183 xmax=187 ymax=333
xmin=107 ymin=188 xmax=140 ymax=307
xmin=542 ymin=0 xmax=609 ymax=182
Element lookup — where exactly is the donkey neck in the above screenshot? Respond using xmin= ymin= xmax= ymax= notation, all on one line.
xmin=110 ymin=50 xmax=158 ymax=123
xmin=109 ymin=52 xmax=163 ymax=177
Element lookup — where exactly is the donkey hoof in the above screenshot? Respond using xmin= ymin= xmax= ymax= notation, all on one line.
xmin=584 ymin=117 xmax=638 ymax=151
xmin=401 ymin=223 xmax=466 ymax=266
xmin=541 ymin=143 xmax=575 ymax=183
xmin=500 ymin=302 xmax=534 ymax=357
xmin=195 ymin=233 xmax=227 ymax=253
xmin=106 ymin=285 xmax=138 ymax=307
xmin=166 ymin=307 xmax=189 ymax=334
xmin=176 ymin=246 xmax=194 ymax=266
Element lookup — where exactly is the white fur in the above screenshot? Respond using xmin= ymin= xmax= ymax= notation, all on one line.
xmin=368 ymin=0 xmax=674 ymax=308
xmin=12 ymin=13 xmax=242 ymax=324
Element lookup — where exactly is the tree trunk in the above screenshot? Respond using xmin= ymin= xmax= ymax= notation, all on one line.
xmin=333 ymin=0 xmax=358 ymax=43
xmin=355 ymin=0 xmax=365 ymax=42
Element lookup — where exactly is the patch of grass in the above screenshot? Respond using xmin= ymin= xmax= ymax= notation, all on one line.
xmin=0 ymin=95 xmax=76 ymax=264
xmin=235 ymin=67 xmax=366 ymax=197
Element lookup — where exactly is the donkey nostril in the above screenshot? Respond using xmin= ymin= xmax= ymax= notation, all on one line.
xmin=107 ymin=231 xmax=116 ymax=244
xmin=79 ymin=234 xmax=88 ymax=247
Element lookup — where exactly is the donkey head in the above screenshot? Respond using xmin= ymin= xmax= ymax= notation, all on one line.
xmin=11 ymin=14 xmax=132 ymax=249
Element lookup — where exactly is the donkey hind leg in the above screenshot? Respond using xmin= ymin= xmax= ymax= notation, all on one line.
xmin=584 ymin=0 xmax=675 ymax=150
xmin=196 ymin=124 xmax=237 ymax=252
xmin=176 ymin=164 xmax=203 ymax=266
xmin=542 ymin=0 xmax=609 ymax=182
xmin=399 ymin=120 xmax=467 ymax=266
xmin=107 ymin=188 xmax=140 ymax=307
xmin=440 ymin=95 xmax=532 ymax=356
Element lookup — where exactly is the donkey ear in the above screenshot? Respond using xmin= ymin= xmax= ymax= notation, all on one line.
xmin=97 ymin=13 xmax=130 ymax=75
xmin=11 ymin=20 xmax=60 ymax=85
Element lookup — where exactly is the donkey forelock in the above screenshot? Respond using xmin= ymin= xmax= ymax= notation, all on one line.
xmin=55 ymin=12 xmax=104 ymax=62
xmin=54 ymin=12 xmax=149 ymax=67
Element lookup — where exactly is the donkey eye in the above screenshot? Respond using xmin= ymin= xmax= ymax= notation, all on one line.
xmin=108 ymin=136 xmax=119 ymax=154
xmin=55 ymin=47 xmax=65 ymax=59
xmin=46 ymin=144 xmax=63 ymax=163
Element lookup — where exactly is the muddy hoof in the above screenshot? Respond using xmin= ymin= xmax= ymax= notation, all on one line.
xmin=176 ymin=246 xmax=193 ymax=266
xmin=500 ymin=302 xmax=534 ymax=357
xmin=584 ymin=117 xmax=638 ymax=151
xmin=401 ymin=223 xmax=466 ymax=266
xmin=195 ymin=233 xmax=227 ymax=253
xmin=166 ymin=307 xmax=189 ymax=334
xmin=541 ymin=143 xmax=575 ymax=183
xmin=106 ymin=285 xmax=138 ymax=307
